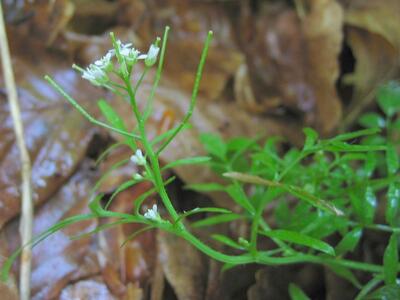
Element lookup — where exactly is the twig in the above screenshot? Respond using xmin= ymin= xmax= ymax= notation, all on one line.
xmin=0 ymin=3 xmax=33 ymax=300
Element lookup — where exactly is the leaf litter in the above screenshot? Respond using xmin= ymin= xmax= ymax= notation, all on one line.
xmin=1 ymin=0 xmax=400 ymax=299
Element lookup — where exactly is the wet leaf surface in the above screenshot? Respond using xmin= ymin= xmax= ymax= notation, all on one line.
xmin=0 ymin=29 xmax=103 ymax=229
xmin=341 ymin=0 xmax=400 ymax=128
xmin=157 ymin=230 xmax=208 ymax=300
xmin=60 ymin=278 xmax=116 ymax=300
xmin=1 ymin=0 xmax=399 ymax=299
xmin=240 ymin=0 xmax=343 ymax=134
xmin=3 ymin=164 xmax=98 ymax=300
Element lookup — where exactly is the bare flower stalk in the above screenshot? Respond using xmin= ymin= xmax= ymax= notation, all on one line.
xmin=0 ymin=3 xmax=33 ymax=300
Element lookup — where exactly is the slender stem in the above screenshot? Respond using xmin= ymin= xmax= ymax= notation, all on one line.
xmin=0 ymin=3 xmax=33 ymax=298
xmin=124 ymin=77 xmax=181 ymax=223
xmin=250 ymin=189 xmax=273 ymax=255
xmin=143 ymin=26 xmax=170 ymax=121
xmin=156 ymin=31 xmax=213 ymax=155
xmin=133 ymin=67 xmax=149 ymax=95
xmin=45 ymin=76 xmax=140 ymax=139
xmin=174 ymin=227 xmax=388 ymax=273
xmin=355 ymin=276 xmax=382 ymax=300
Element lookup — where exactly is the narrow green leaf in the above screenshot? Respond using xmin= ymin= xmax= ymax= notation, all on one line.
xmin=364 ymin=186 xmax=377 ymax=225
xmin=364 ymin=152 xmax=377 ymax=178
xmin=191 ymin=213 xmax=242 ymax=228
xmin=185 ymin=183 xmax=226 ymax=192
xmin=328 ymin=264 xmax=362 ymax=288
xmin=386 ymin=183 xmax=400 ymax=226
xmin=226 ymin=184 xmax=255 ymax=214
xmin=200 ymin=133 xmax=227 ymax=161
xmin=175 ymin=207 xmax=232 ymax=223
xmin=162 ymin=156 xmax=211 ymax=170
xmin=336 ymin=227 xmax=363 ymax=256
xmin=98 ymin=99 xmax=136 ymax=149
xmin=261 ymin=229 xmax=335 ymax=256
xmin=227 ymin=137 xmax=256 ymax=152
xmin=330 ymin=128 xmax=381 ymax=142
xmin=98 ymin=99 xmax=126 ymax=132
xmin=386 ymin=143 xmax=399 ymax=175
xmin=358 ymin=113 xmax=386 ymax=129
xmin=223 ymin=172 xmax=344 ymax=216
xmin=367 ymin=284 xmax=400 ymax=300
xmin=303 ymin=127 xmax=318 ymax=150
xmin=377 ymin=81 xmax=400 ymax=118
xmin=325 ymin=141 xmax=386 ymax=152
xmin=383 ymin=234 xmax=399 ymax=285
xmin=211 ymin=234 xmax=244 ymax=250
xmin=289 ymin=283 xmax=311 ymax=300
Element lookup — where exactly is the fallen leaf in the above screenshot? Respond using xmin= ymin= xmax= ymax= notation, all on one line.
xmin=345 ymin=0 xmax=400 ymax=50
xmin=0 ymin=28 xmax=103 ymax=229
xmin=240 ymin=0 xmax=344 ymax=134
xmin=342 ymin=28 xmax=399 ymax=128
xmin=340 ymin=0 xmax=400 ymax=128
xmin=157 ymin=230 xmax=208 ymax=300
xmin=247 ymin=266 xmax=323 ymax=300
xmin=60 ymin=278 xmax=116 ymax=300
xmin=3 ymin=166 xmax=99 ymax=300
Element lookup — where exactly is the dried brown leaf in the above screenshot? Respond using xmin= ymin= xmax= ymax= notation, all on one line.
xmin=157 ymin=230 xmax=208 ymax=300
xmin=2 ymin=167 xmax=98 ymax=300
xmin=0 ymin=29 xmax=102 ymax=229
xmin=241 ymin=0 xmax=343 ymax=134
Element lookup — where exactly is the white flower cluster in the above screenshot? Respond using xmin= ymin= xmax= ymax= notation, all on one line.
xmin=130 ymin=149 xmax=146 ymax=166
xmin=82 ymin=52 xmax=113 ymax=86
xmin=144 ymin=204 xmax=160 ymax=221
xmin=81 ymin=37 xmax=160 ymax=86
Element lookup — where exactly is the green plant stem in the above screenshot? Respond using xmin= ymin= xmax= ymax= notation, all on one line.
xmin=124 ymin=76 xmax=181 ymax=224
xmin=173 ymin=227 xmax=389 ymax=273
xmin=249 ymin=188 xmax=273 ymax=255
xmin=143 ymin=26 xmax=170 ymax=121
xmin=156 ymin=30 xmax=213 ymax=155
xmin=133 ymin=66 xmax=149 ymax=94
xmin=44 ymin=76 xmax=140 ymax=139
xmin=350 ymin=222 xmax=400 ymax=234
xmin=355 ymin=276 xmax=383 ymax=300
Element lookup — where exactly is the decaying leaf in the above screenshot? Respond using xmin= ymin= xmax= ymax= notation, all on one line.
xmin=345 ymin=0 xmax=400 ymax=50
xmin=247 ymin=266 xmax=323 ymax=300
xmin=157 ymin=230 xmax=208 ymax=300
xmin=240 ymin=0 xmax=343 ymax=134
xmin=0 ymin=29 xmax=102 ymax=229
xmin=341 ymin=0 xmax=400 ymax=128
xmin=60 ymin=278 xmax=116 ymax=300
xmin=2 ymin=167 xmax=98 ymax=300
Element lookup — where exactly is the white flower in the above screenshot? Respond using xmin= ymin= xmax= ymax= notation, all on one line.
xmin=82 ymin=65 xmax=109 ymax=86
xmin=144 ymin=204 xmax=159 ymax=221
xmin=130 ymin=149 xmax=146 ymax=166
xmin=144 ymin=44 xmax=160 ymax=67
xmin=94 ymin=52 xmax=114 ymax=72
xmin=120 ymin=47 xmax=140 ymax=66
xmin=113 ymin=40 xmax=132 ymax=55
xmin=133 ymin=173 xmax=143 ymax=180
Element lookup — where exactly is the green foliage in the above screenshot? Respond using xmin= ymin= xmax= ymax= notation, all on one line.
xmin=289 ymin=283 xmax=311 ymax=300
xmin=1 ymin=25 xmax=399 ymax=300
xmin=196 ymin=80 xmax=400 ymax=298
